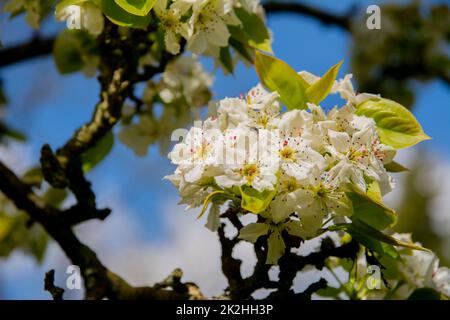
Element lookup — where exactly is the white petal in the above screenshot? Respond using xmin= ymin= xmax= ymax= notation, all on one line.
xmin=188 ymin=32 xmax=207 ymax=54
xmin=328 ymin=130 xmax=351 ymax=153
xmin=433 ymin=267 xmax=450 ymax=297
xmin=205 ymin=20 xmax=230 ymax=47
xmin=165 ymin=31 xmax=180 ymax=54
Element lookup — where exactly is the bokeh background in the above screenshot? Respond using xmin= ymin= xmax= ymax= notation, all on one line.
xmin=0 ymin=0 xmax=449 ymax=299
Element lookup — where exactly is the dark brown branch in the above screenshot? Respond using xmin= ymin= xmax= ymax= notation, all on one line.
xmin=0 ymin=36 xmax=55 ymax=68
xmin=263 ymin=2 xmax=351 ymax=30
xmin=218 ymin=223 xmax=245 ymax=299
xmin=0 ymin=3 xmax=351 ymax=69
xmin=44 ymin=270 xmax=65 ymax=300
xmin=0 ymin=160 xmax=201 ymax=300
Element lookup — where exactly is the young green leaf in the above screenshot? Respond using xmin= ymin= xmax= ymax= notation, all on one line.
xmin=197 ymin=190 xmax=226 ymax=219
xmin=254 ymin=51 xmax=309 ymax=110
xmin=101 ymin=0 xmax=151 ymax=28
xmin=366 ymin=180 xmax=383 ymax=203
xmin=43 ymin=188 xmax=68 ymax=208
xmin=356 ymin=98 xmax=431 ymax=149
xmin=305 ymin=61 xmax=342 ymax=105
xmin=114 ymin=0 xmax=157 ymax=16
xmin=231 ymin=8 xmax=272 ymax=53
xmin=219 ymin=46 xmax=234 ymax=74
xmin=384 ymin=161 xmax=409 ymax=173
xmin=240 ymin=185 xmax=276 ymax=214
xmin=81 ymin=131 xmax=114 ymax=172
xmin=334 ymin=220 xmax=431 ymax=252
xmin=229 ymin=38 xmax=254 ymax=63
xmin=266 ymin=229 xmax=285 ymax=264
xmin=238 ymin=223 xmax=270 ymax=243
xmin=347 ymin=184 xmax=397 ymax=230
xmin=53 ymin=29 xmax=98 ymax=74
xmin=331 ymin=224 xmax=399 ymax=259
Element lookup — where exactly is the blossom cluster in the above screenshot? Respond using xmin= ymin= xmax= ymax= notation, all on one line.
xmin=166 ymin=72 xmax=397 ymax=264
xmin=119 ymin=55 xmax=213 ymax=156
xmin=55 ymin=0 xmax=270 ymax=59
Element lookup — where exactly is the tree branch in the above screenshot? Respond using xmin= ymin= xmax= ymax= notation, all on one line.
xmin=0 ymin=160 xmax=201 ymax=300
xmin=44 ymin=269 xmax=65 ymax=300
xmin=263 ymin=2 xmax=351 ymax=30
xmin=0 ymin=2 xmax=352 ymax=69
xmin=0 ymin=36 xmax=55 ymax=68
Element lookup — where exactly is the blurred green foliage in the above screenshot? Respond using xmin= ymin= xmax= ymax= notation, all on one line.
xmin=351 ymin=2 xmax=449 ymax=108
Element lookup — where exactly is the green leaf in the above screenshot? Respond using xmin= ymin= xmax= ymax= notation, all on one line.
xmin=238 ymin=223 xmax=270 ymax=243
xmin=305 ymin=61 xmax=342 ymax=105
xmin=347 ymin=184 xmax=397 ymax=230
xmin=356 ymin=98 xmax=431 ymax=149
xmin=316 ymin=286 xmax=343 ymax=298
xmin=0 ymin=122 xmax=27 ymax=141
xmin=27 ymin=224 xmax=49 ymax=263
xmin=266 ymin=228 xmax=285 ymax=264
xmin=114 ymin=0 xmax=157 ymax=16
xmin=219 ymin=46 xmax=234 ymax=74
xmin=384 ymin=161 xmax=409 ymax=173
xmin=254 ymin=51 xmax=309 ymax=110
xmin=81 ymin=131 xmax=114 ymax=172
xmin=240 ymin=185 xmax=276 ymax=214
xmin=0 ymin=213 xmax=49 ymax=263
xmin=0 ymin=215 xmax=15 ymax=243
xmin=231 ymin=8 xmax=272 ymax=53
xmin=101 ymin=0 xmax=151 ymax=28
xmin=43 ymin=188 xmax=68 ymax=208
xmin=53 ymin=29 xmax=98 ymax=74
xmin=408 ymin=288 xmax=441 ymax=300
xmin=22 ymin=167 xmax=44 ymax=186
xmin=332 ymin=220 xmax=431 ymax=253
xmin=366 ymin=180 xmax=383 ymax=203
xmin=197 ymin=190 xmax=226 ymax=219
xmin=229 ymin=38 xmax=254 ymax=63
xmin=352 ymin=230 xmax=399 ymax=259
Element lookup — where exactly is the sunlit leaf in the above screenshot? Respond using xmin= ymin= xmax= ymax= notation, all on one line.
xmin=114 ymin=0 xmax=157 ymax=16
xmin=384 ymin=161 xmax=409 ymax=172
xmin=305 ymin=61 xmax=342 ymax=105
xmin=101 ymin=0 xmax=151 ymax=28
xmin=356 ymin=98 xmax=431 ymax=149
xmin=231 ymin=8 xmax=272 ymax=53
xmin=331 ymin=220 xmax=431 ymax=253
xmin=197 ymin=190 xmax=226 ymax=219
xmin=254 ymin=51 xmax=309 ymax=110
xmin=240 ymin=185 xmax=276 ymax=214
xmin=347 ymin=184 xmax=397 ymax=230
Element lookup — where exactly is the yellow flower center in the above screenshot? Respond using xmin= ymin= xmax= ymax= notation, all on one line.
xmin=279 ymin=146 xmax=296 ymax=161
xmin=241 ymin=164 xmax=260 ymax=183
xmin=282 ymin=177 xmax=299 ymax=192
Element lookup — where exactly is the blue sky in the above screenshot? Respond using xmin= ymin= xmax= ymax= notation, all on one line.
xmin=0 ymin=0 xmax=449 ymax=298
